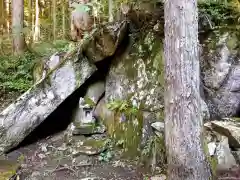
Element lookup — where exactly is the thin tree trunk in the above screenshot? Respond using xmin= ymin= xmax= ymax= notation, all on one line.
xmin=108 ymin=0 xmax=114 ymax=22
xmin=0 ymin=0 xmax=3 ymax=35
xmin=12 ymin=0 xmax=25 ymax=54
xmin=28 ymin=0 xmax=33 ymax=44
xmin=164 ymin=0 xmax=212 ymax=179
xmin=62 ymin=0 xmax=66 ymax=38
xmin=33 ymin=0 xmax=40 ymax=41
xmin=2 ymin=0 xmax=6 ymax=31
xmin=48 ymin=1 xmax=52 ymax=40
xmin=5 ymin=0 xmax=10 ymax=38
xmin=53 ymin=0 xmax=56 ymax=41
xmin=31 ymin=0 xmax=35 ymax=41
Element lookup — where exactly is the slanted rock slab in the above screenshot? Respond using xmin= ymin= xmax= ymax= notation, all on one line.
xmin=210 ymin=121 xmax=240 ymax=148
xmin=0 ymin=51 xmax=97 ymax=154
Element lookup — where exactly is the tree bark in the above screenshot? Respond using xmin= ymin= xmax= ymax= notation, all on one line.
xmin=5 ymin=0 xmax=10 ymax=37
xmin=33 ymin=0 xmax=40 ymax=41
xmin=0 ymin=0 xmax=3 ymax=35
xmin=164 ymin=0 xmax=212 ymax=179
xmin=12 ymin=0 xmax=25 ymax=54
xmin=108 ymin=0 xmax=114 ymax=22
xmin=53 ymin=0 xmax=56 ymax=41
xmin=62 ymin=0 xmax=66 ymax=38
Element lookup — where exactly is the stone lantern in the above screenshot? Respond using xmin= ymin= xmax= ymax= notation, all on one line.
xmin=72 ymin=97 xmax=96 ymax=135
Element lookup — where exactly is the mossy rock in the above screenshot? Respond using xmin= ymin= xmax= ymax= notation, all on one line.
xmin=231 ymin=117 xmax=240 ymax=122
xmin=72 ymin=138 xmax=109 ymax=156
xmin=141 ymin=135 xmax=166 ymax=171
xmin=111 ymin=111 xmax=144 ymax=158
xmin=72 ymin=123 xmax=96 ymax=135
xmin=0 ymin=159 xmax=20 ymax=180
xmin=203 ymin=139 xmax=218 ymax=177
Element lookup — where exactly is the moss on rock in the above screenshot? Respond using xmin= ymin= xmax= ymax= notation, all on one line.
xmin=72 ymin=138 xmax=109 ymax=156
xmin=0 ymin=159 xmax=20 ymax=180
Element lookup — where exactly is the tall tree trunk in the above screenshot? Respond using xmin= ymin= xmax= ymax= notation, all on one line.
xmin=0 ymin=0 xmax=3 ymax=35
xmin=5 ymin=0 xmax=10 ymax=38
xmin=164 ymin=0 xmax=212 ymax=179
xmin=52 ymin=0 xmax=56 ymax=41
xmin=33 ymin=0 xmax=40 ymax=41
xmin=48 ymin=1 xmax=52 ymax=40
xmin=12 ymin=0 xmax=25 ymax=54
xmin=28 ymin=0 xmax=33 ymax=45
xmin=62 ymin=0 xmax=66 ymax=38
xmin=108 ymin=0 xmax=114 ymax=22
xmin=31 ymin=0 xmax=35 ymax=41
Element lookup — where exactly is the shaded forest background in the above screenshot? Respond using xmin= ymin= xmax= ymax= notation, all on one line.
xmin=0 ymin=0 xmax=240 ymax=107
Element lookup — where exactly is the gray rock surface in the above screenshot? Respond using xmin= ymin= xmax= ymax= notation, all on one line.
xmin=216 ymin=136 xmax=237 ymax=170
xmin=0 ymin=52 xmax=97 ymax=153
xmin=210 ymin=120 xmax=240 ymax=148
xmin=84 ymin=80 xmax=105 ymax=104
xmin=105 ymin=31 xmax=164 ymax=112
xmin=200 ymin=31 xmax=240 ymax=118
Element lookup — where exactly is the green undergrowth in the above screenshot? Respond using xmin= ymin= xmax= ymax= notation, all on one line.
xmin=198 ymin=1 xmax=240 ymax=25
xmin=0 ymin=40 xmax=70 ymax=94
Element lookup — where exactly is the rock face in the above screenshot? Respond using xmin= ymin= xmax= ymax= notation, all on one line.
xmin=210 ymin=120 xmax=240 ymax=148
xmin=204 ymin=120 xmax=240 ymax=170
xmin=216 ymin=136 xmax=237 ymax=170
xmin=81 ymin=21 xmax=128 ymax=64
xmin=0 ymin=52 xmax=97 ymax=153
xmin=105 ymin=31 xmax=164 ymax=112
xmin=200 ymin=30 xmax=240 ymax=118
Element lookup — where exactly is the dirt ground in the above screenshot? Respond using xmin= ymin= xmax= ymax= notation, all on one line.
xmin=5 ymin=131 xmax=164 ymax=180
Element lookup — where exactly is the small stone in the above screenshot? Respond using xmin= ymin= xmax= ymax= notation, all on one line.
xmin=73 ymin=155 xmax=92 ymax=166
xmin=94 ymin=124 xmax=106 ymax=134
xmin=38 ymin=153 xmax=46 ymax=159
xmin=72 ymin=124 xmax=95 ymax=135
xmin=57 ymin=145 xmax=68 ymax=151
xmin=208 ymin=142 xmax=217 ymax=156
xmin=80 ymin=177 xmax=98 ymax=180
xmin=151 ymin=122 xmax=164 ymax=133
xmin=30 ymin=171 xmax=42 ymax=179
xmin=40 ymin=144 xmax=48 ymax=152
xmin=216 ymin=136 xmax=237 ymax=170
xmin=150 ymin=174 xmax=166 ymax=180
xmin=72 ymin=139 xmax=108 ymax=156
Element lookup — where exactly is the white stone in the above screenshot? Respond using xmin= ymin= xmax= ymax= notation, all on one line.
xmin=208 ymin=142 xmax=216 ymax=156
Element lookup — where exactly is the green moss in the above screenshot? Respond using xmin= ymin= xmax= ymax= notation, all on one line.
xmin=105 ymin=100 xmax=144 ymax=158
xmin=226 ymin=34 xmax=238 ymax=50
xmin=113 ymin=111 xmax=143 ymax=158
xmin=84 ymin=96 xmax=96 ymax=107
xmin=156 ymin=108 xmax=165 ymax=122
xmin=203 ymin=139 xmax=217 ymax=178
xmin=83 ymin=138 xmax=108 ymax=148
xmin=231 ymin=117 xmax=240 ymax=122
xmin=0 ymin=160 xmax=19 ymax=180
xmin=32 ymin=59 xmax=44 ymax=83
xmin=141 ymin=134 xmax=166 ymax=171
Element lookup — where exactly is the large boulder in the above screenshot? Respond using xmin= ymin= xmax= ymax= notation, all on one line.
xmin=81 ymin=21 xmax=128 ymax=64
xmin=0 ymin=21 xmax=129 ymax=154
xmin=0 ymin=51 xmax=97 ymax=153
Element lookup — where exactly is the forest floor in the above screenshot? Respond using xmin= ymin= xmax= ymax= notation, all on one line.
xmin=5 ymin=130 xmax=164 ymax=180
